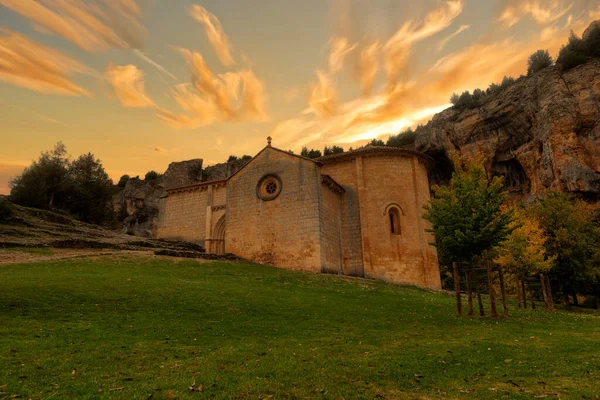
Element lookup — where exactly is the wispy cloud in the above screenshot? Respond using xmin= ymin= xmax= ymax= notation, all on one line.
xmin=438 ymin=24 xmax=471 ymax=51
xmin=498 ymin=0 xmax=573 ymax=27
xmin=105 ymin=63 xmax=155 ymax=108
xmin=309 ymin=70 xmax=338 ymax=117
xmin=0 ymin=0 xmax=145 ymax=51
xmin=189 ymin=4 xmax=235 ymax=66
xmin=133 ymin=50 xmax=179 ymax=81
xmin=0 ymin=29 xmax=91 ymax=96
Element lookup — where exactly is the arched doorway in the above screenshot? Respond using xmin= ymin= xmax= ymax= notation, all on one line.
xmin=211 ymin=215 xmax=226 ymax=254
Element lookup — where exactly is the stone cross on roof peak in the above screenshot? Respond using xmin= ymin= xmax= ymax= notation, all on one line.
xmin=267 ymin=136 xmax=272 ymax=146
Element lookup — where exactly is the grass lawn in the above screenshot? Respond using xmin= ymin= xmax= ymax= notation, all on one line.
xmin=1 ymin=256 xmax=599 ymax=399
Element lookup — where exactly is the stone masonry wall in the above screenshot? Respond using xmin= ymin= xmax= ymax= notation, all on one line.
xmin=319 ymin=184 xmax=343 ymax=273
xmin=156 ymin=188 xmax=208 ymax=245
xmin=320 ymin=160 xmax=364 ymax=276
xmin=357 ymin=154 xmax=441 ymax=289
xmin=226 ymin=148 xmax=322 ymax=271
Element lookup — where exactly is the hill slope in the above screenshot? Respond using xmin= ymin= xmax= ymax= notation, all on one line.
xmin=0 ymin=256 xmax=598 ymax=399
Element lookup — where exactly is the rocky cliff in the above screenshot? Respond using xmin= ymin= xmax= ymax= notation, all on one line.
xmin=416 ymin=59 xmax=600 ymax=202
xmin=113 ymin=158 xmax=248 ymax=237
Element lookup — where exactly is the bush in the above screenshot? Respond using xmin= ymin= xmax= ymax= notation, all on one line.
xmin=0 ymin=197 xmax=14 ymax=223
xmin=144 ymin=170 xmax=162 ymax=181
xmin=583 ymin=25 xmax=600 ymax=58
xmin=557 ymin=32 xmax=589 ymax=71
xmin=386 ymin=129 xmax=416 ymax=148
xmin=117 ymin=175 xmax=130 ymax=188
xmin=527 ymin=50 xmax=553 ymax=75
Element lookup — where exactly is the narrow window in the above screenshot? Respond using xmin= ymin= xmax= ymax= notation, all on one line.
xmin=389 ymin=208 xmax=401 ymax=235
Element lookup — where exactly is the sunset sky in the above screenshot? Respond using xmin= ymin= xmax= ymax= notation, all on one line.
xmin=1 ymin=0 xmax=599 ymax=194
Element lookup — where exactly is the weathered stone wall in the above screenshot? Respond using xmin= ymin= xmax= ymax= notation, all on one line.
xmin=226 ymin=148 xmax=322 ymax=271
xmin=319 ymin=183 xmax=343 ymax=273
xmin=156 ymin=187 xmax=208 ymax=244
xmin=320 ymin=160 xmax=364 ymax=276
xmin=358 ymin=154 xmax=440 ymax=289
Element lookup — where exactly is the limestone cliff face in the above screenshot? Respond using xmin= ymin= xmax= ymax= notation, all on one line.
xmin=113 ymin=158 xmax=248 ymax=237
xmin=416 ymin=59 xmax=600 ymax=201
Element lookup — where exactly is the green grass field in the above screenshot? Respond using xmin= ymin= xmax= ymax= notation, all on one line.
xmin=1 ymin=256 xmax=599 ymax=399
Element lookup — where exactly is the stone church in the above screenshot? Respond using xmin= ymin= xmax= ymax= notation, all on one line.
xmin=156 ymin=139 xmax=441 ymax=289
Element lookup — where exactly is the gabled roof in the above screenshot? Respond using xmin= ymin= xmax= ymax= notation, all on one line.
xmin=226 ymin=145 xmax=322 ymax=181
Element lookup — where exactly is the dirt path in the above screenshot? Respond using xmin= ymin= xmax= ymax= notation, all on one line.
xmin=0 ymin=249 xmax=154 ymax=265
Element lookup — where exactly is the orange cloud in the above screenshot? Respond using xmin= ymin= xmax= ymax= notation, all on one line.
xmin=0 ymin=29 xmax=91 ymax=96
xmin=309 ymin=70 xmax=338 ymax=117
xmin=328 ymin=37 xmax=357 ymax=73
xmin=157 ymin=50 xmax=268 ymax=129
xmin=189 ymin=4 xmax=235 ymax=66
xmin=272 ymin=1 xmax=596 ymax=152
xmin=438 ymin=24 xmax=471 ymax=50
xmin=0 ymin=0 xmax=145 ymax=51
xmin=105 ymin=64 xmax=155 ymax=108
xmin=498 ymin=0 xmax=573 ymax=27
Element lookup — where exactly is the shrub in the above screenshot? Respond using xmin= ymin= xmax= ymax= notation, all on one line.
xmin=0 ymin=197 xmax=14 ymax=223
xmin=527 ymin=50 xmax=553 ymax=75
xmin=117 ymin=175 xmax=130 ymax=188
xmin=386 ymin=129 xmax=416 ymax=148
xmin=557 ymin=32 xmax=589 ymax=71
xmin=144 ymin=170 xmax=162 ymax=181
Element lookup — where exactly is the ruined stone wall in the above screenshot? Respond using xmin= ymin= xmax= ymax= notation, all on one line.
xmin=357 ymin=154 xmax=440 ymax=289
xmin=156 ymin=187 xmax=208 ymax=245
xmin=319 ymin=183 xmax=343 ymax=273
xmin=320 ymin=160 xmax=364 ymax=276
xmin=226 ymin=148 xmax=322 ymax=271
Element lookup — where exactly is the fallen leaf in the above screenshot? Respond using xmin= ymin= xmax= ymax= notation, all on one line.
xmin=109 ymin=387 xmax=124 ymax=391
xmin=166 ymin=392 xmax=177 ymax=399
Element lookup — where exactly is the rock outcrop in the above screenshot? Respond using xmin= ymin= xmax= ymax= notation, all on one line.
xmin=113 ymin=158 xmax=249 ymax=237
xmin=416 ymin=59 xmax=600 ymax=202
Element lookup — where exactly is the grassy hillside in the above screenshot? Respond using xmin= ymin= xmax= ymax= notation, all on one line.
xmin=1 ymin=256 xmax=599 ymax=399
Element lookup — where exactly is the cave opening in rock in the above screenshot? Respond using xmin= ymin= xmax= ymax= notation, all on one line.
xmin=492 ymin=158 xmax=530 ymax=193
xmin=428 ymin=151 xmax=455 ymax=187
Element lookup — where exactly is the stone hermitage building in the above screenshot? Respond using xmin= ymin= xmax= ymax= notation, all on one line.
xmin=156 ymin=139 xmax=441 ymax=289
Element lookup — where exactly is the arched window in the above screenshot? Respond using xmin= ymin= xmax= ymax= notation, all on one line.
xmin=389 ymin=207 xmax=401 ymax=235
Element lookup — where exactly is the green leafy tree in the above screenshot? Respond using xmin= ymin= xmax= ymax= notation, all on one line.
xmin=423 ymin=160 xmax=514 ymax=266
xmin=529 ymin=193 xmax=600 ymax=305
xmin=10 ymin=142 xmax=69 ymax=209
xmin=527 ymin=50 xmax=553 ymax=75
xmin=387 ymin=129 xmax=416 ymax=148
xmin=117 ymin=175 xmax=130 ymax=188
xmin=66 ymin=153 xmax=114 ymax=224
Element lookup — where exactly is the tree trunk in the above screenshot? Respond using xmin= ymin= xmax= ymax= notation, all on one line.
xmin=563 ymin=292 xmax=570 ymax=307
xmin=572 ymin=293 xmax=579 ymax=307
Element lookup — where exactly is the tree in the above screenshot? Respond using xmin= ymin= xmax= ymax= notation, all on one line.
xmin=144 ymin=170 xmax=162 ymax=180
xmin=450 ymin=93 xmax=460 ymax=106
xmin=10 ymin=142 xmax=69 ymax=209
xmin=227 ymin=155 xmax=238 ymax=162
xmin=323 ymin=145 xmax=344 ymax=156
xmin=557 ymin=31 xmax=589 ymax=71
xmin=529 ymin=193 xmax=600 ymax=305
xmin=527 ymin=50 xmax=553 ymax=75
xmin=367 ymin=138 xmax=385 ymax=146
xmin=66 ymin=153 xmax=114 ymax=224
xmin=494 ymin=206 xmax=555 ymax=277
xmin=423 ymin=159 xmax=514 ymax=266
xmin=300 ymin=147 xmax=322 ymax=159
xmin=387 ymin=129 xmax=416 ymax=148
xmin=117 ymin=175 xmax=130 ymax=188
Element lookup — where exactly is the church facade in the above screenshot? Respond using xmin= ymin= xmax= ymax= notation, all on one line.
xmin=156 ymin=141 xmax=441 ymax=289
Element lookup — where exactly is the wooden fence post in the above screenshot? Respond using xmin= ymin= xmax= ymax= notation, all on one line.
xmin=487 ymin=262 xmax=498 ymax=318
xmin=545 ymin=276 xmax=555 ymax=312
xmin=475 ymin=282 xmax=485 ymax=316
xmin=453 ymin=262 xmax=462 ymax=316
xmin=540 ymin=274 xmax=550 ymax=311
xmin=498 ymin=266 xmax=509 ymax=317
xmin=465 ymin=270 xmax=474 ymax=316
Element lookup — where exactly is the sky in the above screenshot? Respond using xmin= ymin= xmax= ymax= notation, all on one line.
xmin=1 ymin=0 xmax=599 ymax=194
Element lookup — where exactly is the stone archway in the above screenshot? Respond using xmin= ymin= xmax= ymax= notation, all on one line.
xmin=210 ymin=215 xmax=226 ymax=254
